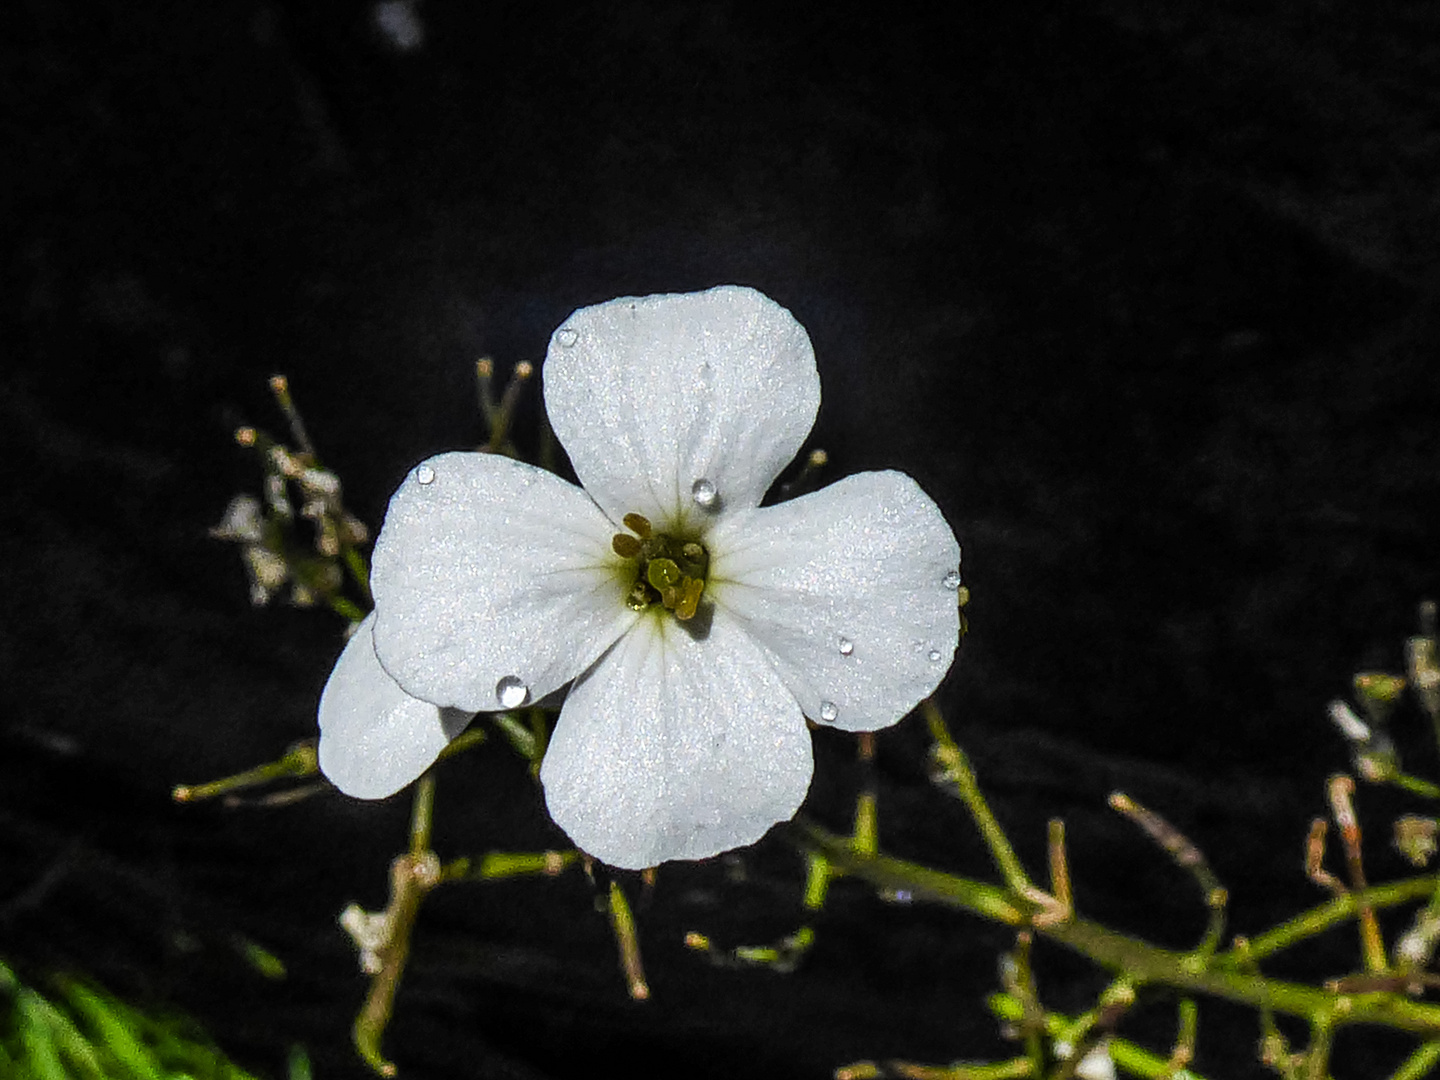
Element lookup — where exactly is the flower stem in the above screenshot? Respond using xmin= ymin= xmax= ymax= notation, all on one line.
xmin=409 ymin=775 xmax=435 ymax=854
xmin=607 ymin=881 xmax=649 ymax=1000
xmin=801 ymin=823 xmax=1440 ymax=1036
xmin=448 ymin=849 xmax=577 ymax=881
xmin=170 ymin=740 xmax=318 ymax=802
xmin=1387 ymin=1040 xmax=1440 ymax=1080
xmin=1390 ymin=772 xmax=1440 ymax=800
xmin=352 ymin=777 xmax=441 ymax=1076
xmin=1234 ymin=874 xmax=1440 ymax=967
xmin=341 ymin=545 xmax=372 ymax=607
xmin=988 ymin=993 xmax=1209 ymax=1079
xmin=923 ymin=701 xmax=1032 ymax=894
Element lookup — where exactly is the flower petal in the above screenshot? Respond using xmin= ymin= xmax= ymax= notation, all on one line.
xmin=708 ymin=470 xmax=962 ymax=732
xmin=540 ymin=608 xmax=813 ymax=869
xmin=318 ymin=613 xmax=474 ymax=799
xmin=543 ymin=286 xmax=820 ymax=529
xmin=371 ymin=452 xmax=638 ymax=712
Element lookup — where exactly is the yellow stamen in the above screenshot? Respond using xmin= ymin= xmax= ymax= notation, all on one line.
xmin=674 ymin=577 xmax=704 ymax=621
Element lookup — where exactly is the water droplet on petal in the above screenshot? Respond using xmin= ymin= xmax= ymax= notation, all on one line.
xmin=838 ymin=636 xmax=854 ymax=656
xmin=818 ymin=701 xmax=838 ymax=722
xmin=555 ymin=328 xmax=578 ymax=347
xmin=942 ymin=570 xmax=962 ymax=590
xmin=929 ymin=649 xmax=943 ymax=662
xmin=495 ymin=675 xmax=528 ymax=709
xmin=690 ymin=477 xmax=717 ymax=509
xmin=414 ymin=464 xmax=436 ymax=485
xmin=912 ymin=640 xmax=926 ymax=653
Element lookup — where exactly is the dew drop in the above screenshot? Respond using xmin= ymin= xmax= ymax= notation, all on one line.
xmin=911 ymin=640 xmax=926 ymax=653
xmin=838 ymin=636 xmax=854 ymax=657
xmin=690 ymin=477 xmax=718 ymax=509
xmin=414 ymin=464 xmax=436 ymax=485
xmin=555 ymin=328 xmax=578 ymax=348
xmin=942 ymin=569 xmax=962 ymax=590
xmin=928 ymin=649 xmax=943 ymax=662
xmin=818 ymin=700 xmax=838 ymax=722
xmin=495 ymin=675 xmax=529 ymax=709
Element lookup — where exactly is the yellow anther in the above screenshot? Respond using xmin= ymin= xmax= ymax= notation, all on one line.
xmin=623 ymin=513 xmax=652 ymax=538
xmin=674 ymin=577 xmax=704 ymax=621
xmin=612 ymin=533 xmax=642 ymax=559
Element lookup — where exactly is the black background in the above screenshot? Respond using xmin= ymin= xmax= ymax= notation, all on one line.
xmin=6 ymin=2 xmax=1440 ymax=1077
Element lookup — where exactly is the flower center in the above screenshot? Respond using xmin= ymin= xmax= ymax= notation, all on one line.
xmin=611 ymin=513 xmax=708 ymax=621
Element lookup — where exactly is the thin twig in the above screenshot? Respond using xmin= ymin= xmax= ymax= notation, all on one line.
xmin=1109 ymin=792 xmax=1227 ymax=957
xmin=1328 ymin=775 xmax=1387 ymax=973
xmin=923 ymin=701 xmax=1032 ymax=894
xmin=608 ymin=880 xmax=649 ymax=1000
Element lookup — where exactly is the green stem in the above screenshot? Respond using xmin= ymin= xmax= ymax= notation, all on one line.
xmin=328 ymin=594 xmax=366 ymax=624
xmin=353 ymin=777 xmax=440 ymax=1076
xmin=342 ymin=546 xmax=372 ymax=606
xmin=409 ymin=775 xmax=435 ymax=855
xmin=989 ymin=994 xmax=1208 ymax=1080
xmin=1387 ymin=1040 xmax=1440 ymax=1080
xmin=924 ymin=702 xmax=1033 ymax=893
xmin=802 ymin=824 xmax=1440 ymax=1036
xmin=803 ymin=852 xmax=832 ymax=912
xmin=1225 ymin=874 xmax=1440 ymax=965
xmin=436 ymin=728 xmax=487 ymax=762
xmin=799 ymin=821 xmax=1024 ymax=925
xmin=467 ymin=850 xmax=577 ymax=880
xmin=608 ymin=881 xmax=649 ymax=1000
xmin=171 ymin=740 xmax=318 ymax=802
xmin=1391 ymin=771 xmax=1440 ymax=800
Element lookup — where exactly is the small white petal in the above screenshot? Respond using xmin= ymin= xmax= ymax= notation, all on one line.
xmin=543 ymin=286 xmax=820 ymax=529
xmin=540 ymin=608 xmax=813 ymax=869
xmin=371 ymin=452 xmax=638 ymax=712
xmin=709 ymin=470 xmax=961 ymax=732
xmin=318 ymin=614 xmax=474 ymax=799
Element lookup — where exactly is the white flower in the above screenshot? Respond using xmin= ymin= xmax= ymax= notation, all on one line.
xmin=318 ymin=285 xmax=962 ymax=869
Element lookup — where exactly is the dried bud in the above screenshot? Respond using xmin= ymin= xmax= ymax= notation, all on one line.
xmin=1328 ymin=699 xmax=1371 ymax=743
xmin=339 ymin=514 xmax=370 ymax=545
xmin=210 ymin=495 xmax=265 ymax=544
xmin=243 ymin=545 xmax=288 ymax=594
xmin=298 ymin=466 xmax=341 ymax=498
xmin=264 ymin=473 xmax=293 ymax=518
xmin=339 ymin=903 xmax=390 ymax=975
xmin=1406 ymin=634 xmax=1440 ymax=721
xmin=1395 ymin=815 xmax=1439 ymax=867
xmin=1354 ymin=671 xmax=1406 ymax=725
xmin=1353 ymin=731 xmax=1398 ymax=783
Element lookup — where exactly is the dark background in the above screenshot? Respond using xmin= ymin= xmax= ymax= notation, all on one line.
xmin=6 ymin=2 xmax=1440 ymax=1076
